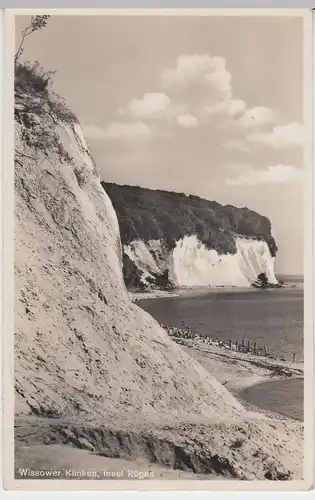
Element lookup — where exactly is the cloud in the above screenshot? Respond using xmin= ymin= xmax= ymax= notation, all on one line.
xmin=236 ymin=106 xmax=275 ymax=128
xmin=176 ymin=114 xmax=199 ymax=127
xmin=100 ymin=51 xmax=299 ymax=171
xmin=159 ymin=54 xmax=277 ymax=133
xmin=84 ymin=121 xmax=152 ymax=140
xmin=160 ymin=54 xmax=234 ymax=122
xmin=111 ymin=54 xmax=279 ymax=141
xmin=120 ymin=92 xmax=172 ymax=120
xmin=204 ymin=99 xmax=246 ymax=118
xmin=226 ymin=164 xmax=302 ymax=186
xmin=160 ymin=54 xmax=232 ymax=99
xmin=160 ymin=54 xmax=231 ymax=95
xmin=247 ymin=122 xmax=304 ymax=148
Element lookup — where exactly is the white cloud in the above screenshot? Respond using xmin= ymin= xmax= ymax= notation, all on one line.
xmin=226 ymin=164 xmax=302 ymax=186
xmin=160 ymin=54 xmax=232 ymax=98
xmin=159 ymin=54 xmax=277 ymax=134
xmin=105 ymin=52 xmax=300 ymax=159
xmin=120 ymin=92 xmax=171 ymax=120
xmin=236 ymin=106 xmax=275 ymax=128
xmin=204 ymin=99 xmax=246 ymax=118
xmin=176 ymin=114 xmax=199 ymax=127
xmin=247 ymin=122 xmax=304 ymax=148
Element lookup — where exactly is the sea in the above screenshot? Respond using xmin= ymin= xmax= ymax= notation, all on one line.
xmin=137 ymin=275 xmax=304 ymax=420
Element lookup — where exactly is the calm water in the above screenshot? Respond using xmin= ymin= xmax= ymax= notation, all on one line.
xmin=138 ymin=285 xmax=304 ymax=420
xmin=138 ymin=287 xmax=304 ymax=361
xmin=239 ymin=378 xmax=304 ymax=421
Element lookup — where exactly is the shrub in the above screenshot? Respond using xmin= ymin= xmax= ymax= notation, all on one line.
xmin=15 ymin=61 xmax=78 ymax=163
xmin=15 ymin=61 xmax=77 ymax=124
xmin=15 ymin=60 xmax=55 ymax=97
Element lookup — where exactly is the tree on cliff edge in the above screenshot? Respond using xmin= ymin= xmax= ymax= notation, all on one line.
xmin=15 ymin=15 xmax=50 ymax=65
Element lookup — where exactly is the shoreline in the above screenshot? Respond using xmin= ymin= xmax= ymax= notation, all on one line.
xmin=129 ymin=290 xmax=179 ymax=302
xmin=129 ymin=282 xmax=303 ymax=302
xmin=134 ymin=289 xmax=303 ymax=421
xmin=171 ymin=337 xmax=303 ymax=421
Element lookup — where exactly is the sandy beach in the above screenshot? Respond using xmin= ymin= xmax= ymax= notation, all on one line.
xmin=129 ymin=290 xmax=179 ymax=302
xmin=176 ymin=337 xmax=303 ymax=419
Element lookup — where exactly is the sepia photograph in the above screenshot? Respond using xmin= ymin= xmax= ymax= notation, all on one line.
xmin=2 ymin=9 xmax=313 ymax=490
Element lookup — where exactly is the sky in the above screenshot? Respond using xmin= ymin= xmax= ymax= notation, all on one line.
xmin=15 ymin=14 xmax=305 ymax=274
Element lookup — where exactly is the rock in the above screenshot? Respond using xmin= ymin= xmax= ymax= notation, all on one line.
xmin=264 ymin=464 xmax=292 ymax=481
xmin=75 ymin=437 xmax=94 ymax=452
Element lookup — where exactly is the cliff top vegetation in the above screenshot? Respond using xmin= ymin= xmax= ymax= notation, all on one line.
xmin=103 ymin=182 xmax=278 ymax=257
xmin=14 ymin=16 xmax=78 ymax=163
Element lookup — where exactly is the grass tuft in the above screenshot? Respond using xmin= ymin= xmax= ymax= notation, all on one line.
xmin=14 ymin=61 xmax=79 ymax=163
xmin=15 ymin=61 xmax=77 ymax=123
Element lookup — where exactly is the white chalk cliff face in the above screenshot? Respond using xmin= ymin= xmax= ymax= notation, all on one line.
xmin=15 ymin=106 xmax=244 ymax=423
xmin=124 ymin=235 xmax=278 ymax=288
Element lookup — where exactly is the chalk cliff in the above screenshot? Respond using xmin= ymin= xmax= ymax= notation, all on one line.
xmin=15 ymin=91 xmax=245 ymax=424
xmin=14 ymin=69 xmax=302 ymax=480
xmin=102 ymin=183 xmax=278 ymax=290
xmin=14 ymin=80 xmax=245 ymax=424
